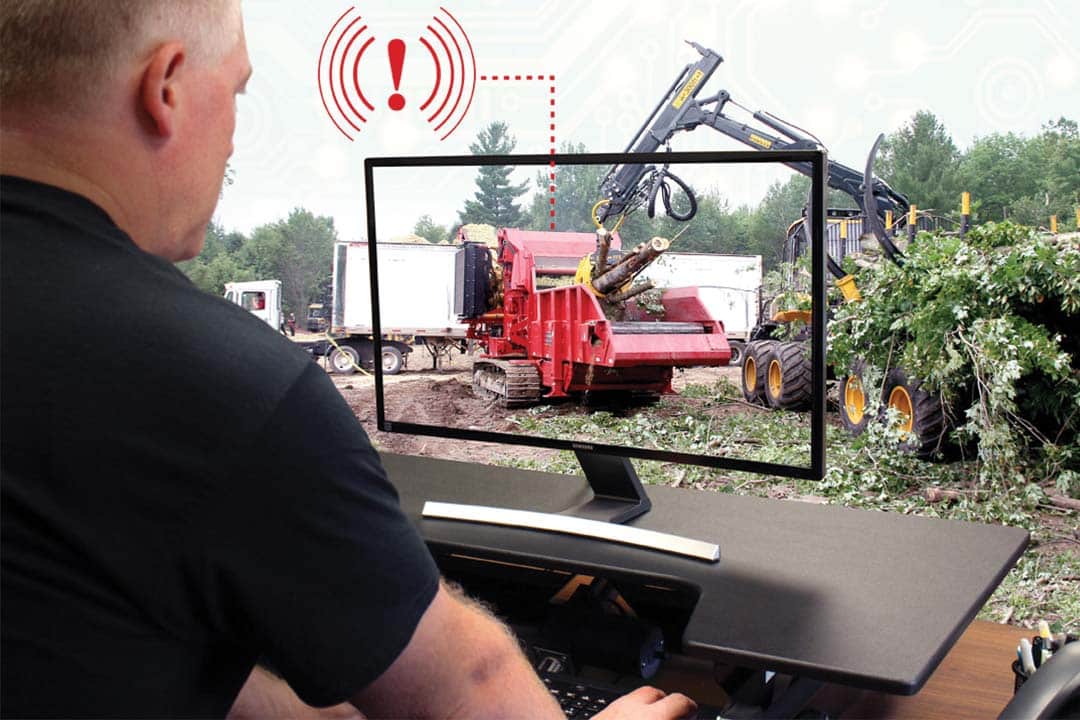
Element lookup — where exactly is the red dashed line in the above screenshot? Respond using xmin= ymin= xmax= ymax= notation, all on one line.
xmin=478 ymin=73 xmax=556 ymax=229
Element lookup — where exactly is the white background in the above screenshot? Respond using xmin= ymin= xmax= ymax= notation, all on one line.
xmin=217 ymin=0 xmax=1080 ymax=243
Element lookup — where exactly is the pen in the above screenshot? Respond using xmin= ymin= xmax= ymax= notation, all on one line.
xmin=1038 ymin=621 xmax=1054 ymax=663
xmin=1019 ymin=638 xmax=1036 ymax=675
xmin=1033 ymin=637 xmax=1044 ymax=669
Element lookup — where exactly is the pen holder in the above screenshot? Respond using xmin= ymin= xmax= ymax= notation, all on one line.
xmin=1011 ymin=658 xmax=1028 ymax=693
xmin=1012 ymin=633 xmax=1078 ymax=694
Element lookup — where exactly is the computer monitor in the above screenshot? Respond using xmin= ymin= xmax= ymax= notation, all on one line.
xmin=364 ymin=150 xmax=826 ymax=560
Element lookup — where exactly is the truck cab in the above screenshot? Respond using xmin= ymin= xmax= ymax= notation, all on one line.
xmin=224 ymin=280 xmax=283 ymax=333
xmin=306 ymin=303 xmax=329 ymax=333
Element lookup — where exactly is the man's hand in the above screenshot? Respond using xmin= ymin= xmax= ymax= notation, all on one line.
xmin=595 ymin=686 xmax=698 ymax=720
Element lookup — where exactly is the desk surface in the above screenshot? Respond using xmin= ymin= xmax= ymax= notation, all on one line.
xmin=382 ymin=453 xmax=1028 ymax=695
xmin=838 ymin=619 xmax=1029 ymax=719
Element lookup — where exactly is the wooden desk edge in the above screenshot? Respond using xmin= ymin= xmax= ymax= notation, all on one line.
xmin=832 ymin=620 xmax=1030 ymax=719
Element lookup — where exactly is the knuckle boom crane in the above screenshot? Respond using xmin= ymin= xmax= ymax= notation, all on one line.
xmin=596 ymin=41 xmax=909 ymax=279
xmin=594 ymin=42 xmax=923 ymax=428
xmin=456 ymin=41 xmax=920 ymax=433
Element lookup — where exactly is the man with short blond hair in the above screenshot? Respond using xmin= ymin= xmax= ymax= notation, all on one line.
xmin=1 ymin=2 xmax=695 ymax=717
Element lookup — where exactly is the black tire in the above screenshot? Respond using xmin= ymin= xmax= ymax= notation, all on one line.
xmin=881 ymin=368 xmax=947 ymax=458
xmin=329 ymin=345 xmax=360 ymax=374
xmin=839 ymin=359 xmax=871 ymax=436
xmin=764 ymin=341 xmax=812 ymax=410
xmin=728 ymin=340 xmax=745 ymax=366
xmin=382 ymin=346 xmax=404 ymax=375
xmin=741 ymin=340 xmax=777 ymax=404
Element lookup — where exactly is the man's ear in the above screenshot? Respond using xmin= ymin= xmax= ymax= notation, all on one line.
xmin=139 ymin=42 xmax=186 ymax=139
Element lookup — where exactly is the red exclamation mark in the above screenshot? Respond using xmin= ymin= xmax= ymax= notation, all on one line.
xmin=387 ymin=39 xmax=406 ymax=111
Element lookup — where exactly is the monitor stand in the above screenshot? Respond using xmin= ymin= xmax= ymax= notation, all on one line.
xmin=421 ymin=450 xmax=720 ymax=562
xmin=561 ymin=450 xmax=651 ymax=524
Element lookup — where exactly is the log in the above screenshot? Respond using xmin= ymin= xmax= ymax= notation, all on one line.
xmin=1046 ymin=493 xmax=1080 ymax=512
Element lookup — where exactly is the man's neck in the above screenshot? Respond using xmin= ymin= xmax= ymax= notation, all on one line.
xmin=2 ymin=124 xmax=136 ymax=228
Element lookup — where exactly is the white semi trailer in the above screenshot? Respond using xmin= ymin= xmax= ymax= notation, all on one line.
xmin=326 ymin=241 xmax=469 ymax=375
xmin=637 ymin=252 xmax=761 ymax=364
xmin=227 ymin=242 xmax=762 ymax=374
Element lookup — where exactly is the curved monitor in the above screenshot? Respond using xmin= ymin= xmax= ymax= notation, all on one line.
xmin=364 ymin=150 xmax=826 ymax=483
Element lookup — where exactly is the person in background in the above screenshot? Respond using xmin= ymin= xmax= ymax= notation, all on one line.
xmin=0 ymin=2 xmax=695 ymax=718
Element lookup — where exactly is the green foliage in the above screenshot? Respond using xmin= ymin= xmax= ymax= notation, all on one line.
xmin=830 ymin=221 xmax=1080 ymax=495
xmin=954 ymin=118 xmax=1079 ymax=227
xmin=523 ymin=141 xmax=606 ymax=231
xmin=879 ymin=110 xmax=963 ymax=214
xmin=981 ymin=550 xmax=1080 ymax=632
xmin=487 ymin=380 xmax=1077 ymax=627
xmin=179 ymin=210 xmax=336 ymax=320
xmin=178 ymin=221 xmax=253 ymax=295
xmin=504 ymin=393 xmax=812 ymax=486
xmin=458 ymin=121 xmax=530 ymax=227
xmin=959 ymin=131 xmax=1039 ymax=222
xmin=262 ymin=209 xmax=338 ymax=321
xmin=180 ymin=249 xmax=254 ymax=296
xmin=413 ymin=214 xmax=450 ymax=244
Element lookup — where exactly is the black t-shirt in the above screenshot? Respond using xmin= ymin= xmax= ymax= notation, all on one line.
xmin=0 ymin=176 xmax=440 ymax=717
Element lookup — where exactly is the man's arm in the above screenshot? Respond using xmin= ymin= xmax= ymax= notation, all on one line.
xmin=351 ymin=581 xmax=698 ymax=719
xmin=350 ymin=581 xmax=562 ymax=718
xmin=229 ymin=667 xmax=365 ymax=720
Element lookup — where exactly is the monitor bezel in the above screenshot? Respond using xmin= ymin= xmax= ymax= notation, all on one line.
xmin=365 ymin=150 xmax=826 ymax=481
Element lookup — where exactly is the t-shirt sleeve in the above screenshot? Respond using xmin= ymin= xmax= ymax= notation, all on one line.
xmin=200 ymin=362 xmax=440 ymax=706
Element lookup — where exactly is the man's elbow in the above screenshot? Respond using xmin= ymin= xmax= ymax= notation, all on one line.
xmin=351 ymin=581 xmax=557 ymax=718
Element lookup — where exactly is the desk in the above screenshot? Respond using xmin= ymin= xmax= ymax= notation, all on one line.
xmin=836 ymin=619 xmax=1028 ymax=719
xmin=382 ymin=453 xmax=1028 ymax=698
xmin=651 ymin=620 xmax=1029 ymax=718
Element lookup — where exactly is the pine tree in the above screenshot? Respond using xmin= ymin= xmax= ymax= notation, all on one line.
xmin=878 ymin=110 xmax=962 ymax=214
xmin=458 ymin=121 xmax=529 ymax=227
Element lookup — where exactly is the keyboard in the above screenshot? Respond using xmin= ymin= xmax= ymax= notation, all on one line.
xmin=539 ymin=672 xmax=621 ymax=717
xmin=539 ymin=671 xmax=727 ymax=719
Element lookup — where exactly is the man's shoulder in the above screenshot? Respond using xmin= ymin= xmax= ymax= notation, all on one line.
xmin=135 ymin=281 xmax=315 ymax=397
xmin=1 ymin=177 xmax=323 ymax=428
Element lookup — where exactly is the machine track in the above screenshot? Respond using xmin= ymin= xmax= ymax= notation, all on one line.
xmin=471 ymin=359 xmax=543 ymax=408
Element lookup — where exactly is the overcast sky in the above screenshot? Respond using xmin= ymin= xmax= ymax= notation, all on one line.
xmin=216 ymin=0 xmax=1079 ymax=243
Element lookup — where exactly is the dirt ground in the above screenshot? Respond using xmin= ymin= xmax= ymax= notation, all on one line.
xmin=322 ymin=349 xmax=756 ymax=466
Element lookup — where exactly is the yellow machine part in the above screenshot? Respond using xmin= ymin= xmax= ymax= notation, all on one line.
xmin=574 ymin=254 xmax=632 ymax=297
xmin=772 ymin=309 xmax=812 ymax=324
xmin=767 ymin=357 xmax=784 ymax=399
xmin=836 ymin=274 xmax=862 ymax=302
xmin=591 ymin=199 xmax=626 ymax=233
xmin=888 ymin=385 xmax=915 ymax=434
xmin=844 ymin=375 xmax=865 ymax=424
xmin=574 ymin=255 xmax=600 ymax=295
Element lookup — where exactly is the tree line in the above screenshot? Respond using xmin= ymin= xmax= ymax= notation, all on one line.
xmin=180 ymin=208 xmax=336 ymax=321
xmin=183 ymin=111 xmax=1077 ymax=306
xmin=429 ymin=113 xmax=1078 ymax=270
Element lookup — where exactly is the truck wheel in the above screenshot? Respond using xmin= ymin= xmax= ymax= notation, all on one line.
xmin=838 ymin=360 xmax=871 ymax=436
xmin=741 ymin=340 xmax=777 ymax=404
xmin=329 ymin=345 xmax=360 ymax=374
xmin=764 ymin=341 xmax=812 ymax=410
xmin=728 ymin=341 xmax=745 ymax=366
xmin=881 ymin=368 xmax=947 ymax=459
xmin=382 ymin=346 xmax=404 ymax=375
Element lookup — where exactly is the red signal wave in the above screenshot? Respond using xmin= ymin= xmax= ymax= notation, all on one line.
xmin=420 ymin=7 xmax=476 ymax=141
xmin=317 ymin=7 xmax=377 ymax=142
xmin=318 ymin=6 xmax=476 ymax=142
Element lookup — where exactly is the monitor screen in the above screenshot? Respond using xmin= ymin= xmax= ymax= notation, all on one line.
xmin=364 ymin=150 xmax=825 ymax=482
